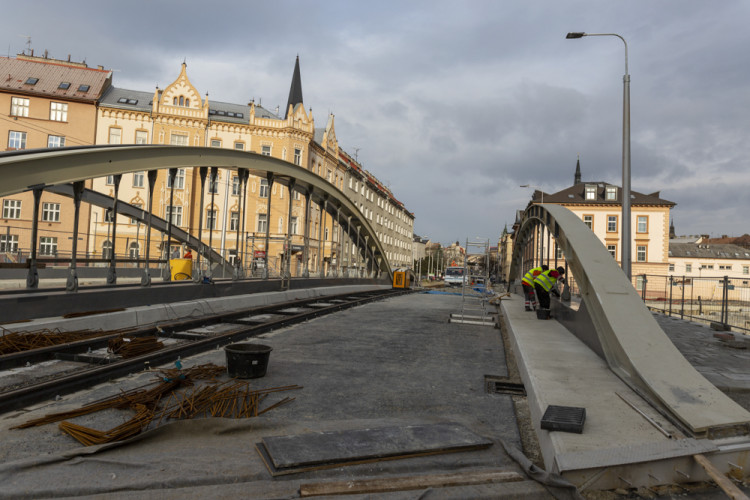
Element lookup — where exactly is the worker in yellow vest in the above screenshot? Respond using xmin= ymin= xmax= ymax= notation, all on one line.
xmin=521 ymin=265 xmax=548 ymax=311
xmin=533 ymin=267 xmax=566 ymax=317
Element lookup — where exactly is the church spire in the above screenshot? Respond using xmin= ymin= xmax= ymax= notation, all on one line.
xmin=574 ymin=155 xmax=582 ymax=185
xmin=285 ymin=55 xmax=303 ymax=119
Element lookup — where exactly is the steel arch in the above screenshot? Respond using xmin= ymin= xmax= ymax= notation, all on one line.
xmin=0 ymin=145 xmax=392 ymax=278
xmin=510 ymin=204 xmax=750 ymax=436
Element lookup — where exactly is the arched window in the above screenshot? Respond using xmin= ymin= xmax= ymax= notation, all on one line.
xmin=179 ymin=96 xmax=184 ymax=106
xmin=173 ymin=97 xmax=177 ymax=105
xmin=129 ymin=242 xmax=140 ymax=260
xmin=278 ymin=216 xmax=284 ymax=233
xmin=102 ymin=240 xmax=113 ymax=260
xmin=185 ymin=98 xmax=190 ymax=107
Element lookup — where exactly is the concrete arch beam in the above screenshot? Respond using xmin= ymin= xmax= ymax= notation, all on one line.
xmin=0 ymin=145 xmax=391 ymax=278
xmin=510 ymin=203 xmax=750 ymax=437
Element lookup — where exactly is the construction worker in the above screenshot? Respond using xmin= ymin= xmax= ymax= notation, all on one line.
xmin=521 ymin=265 xmax=548 ymax=311
xmin=533 ymin=266 xmax=566 ymax=317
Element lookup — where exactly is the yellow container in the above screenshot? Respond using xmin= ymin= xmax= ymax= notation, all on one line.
xmin=393 ymin=271 xmax=409 ymax=289
xmin=170 ymin=258 xmax=192 ymax=280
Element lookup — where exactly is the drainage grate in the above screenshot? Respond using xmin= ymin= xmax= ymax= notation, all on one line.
xmin=484 ymin=375 xmax=526 ymax=396
xmin=540 ymin=405 xmax=586 ymax=433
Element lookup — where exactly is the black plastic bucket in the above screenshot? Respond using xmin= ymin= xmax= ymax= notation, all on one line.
xmin=225 ymin=343 xmax=272 ymax=379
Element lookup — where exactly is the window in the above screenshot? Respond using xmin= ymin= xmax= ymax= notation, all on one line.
xmin=293 ymin=190 xmax=300 ymax=201
xmin=259 ymin=179 xmax=269 ymax=198
xmin=59 ymin=82 xmax=71 ymax=90
xmin=102 ymin=240 xmax=113 ymax=260
xmin=585 ymin=184 xmax=596 ymax=200
xmin=290 ymin=217 xmax=298 ymax=235
xmin=48 ymin=135 xmax=65 ymax=147
xmin=50 ymin=102 xmax=68 ymax=121
xmin=170 ymin=133 xmax=188 ymax=146
xmin=607 ymin=215 xmax=617 ymax=233
xmin=0 ymin=234 xmax=19 ymax=252
xmin=743 ymin=266 xmax=749 ymax=275
xmin=77 ymin=84 xmax=90 ymax=92
xmin=39 ymin=237 xmax=58 ymax=256
xmin=10 ymin=97 xmax=29 ymax=117
xmin=165 ymin=205 xmax=182 ymax=226
xmin=700 ymin=264 xmax=714 ymax=270
xmin=293 ymin=148 xmax=302 ymax=166
xmin=257 ymin=214 xmax=268 ymax=233
xmin=42 ymin=202 xmax=60 ymax=222
xmin=104 ymin=208 xmax=115 ymax=222
xmin=8 ymin=131 xmax=26 ymax=149
xmin=232 ymin=176 xmax=240 ymax=195
xmin=25 ymin=77 xmax=38 ymax=85
xmin=668 ymin=264 xmax=675 ymax=272
xmin=261 ymin=145 xmax=271 ymax=156
xmin=211 ymin=139 xmax=221 ymax=148
xmin=324 ymin=228 xmax=329 ymax=240
xmin=636 ymin=275 xmax=645 ymax=291
xmin=129 ymin=242 xmax=140 ymax=260
xmin=607 ymin=245 xmax=617 ymax=259
xmin=206 ymin=209 xmax=217 ymax=230
xmin=278 ymin=217 xmax=284 ymax=233
xmin=135 ymin=130 xmax=148 ymax=144
xmin=167 ymin=169 xmax=185 ymax=189
xmin=637 ymin=245 xmax=647 ymax=262
xmin=583 ymin=215 xmax=593 ymax=229
xmin=130 ymin=203 xmax=142 ymax=224
xmin=108 ymin=128 xmax=122 ymax=144
xmin=208 ymin=175 xmax=219 ymax=194
xmin=686 ymin=263 xmax=692 ymax=273
xmin=106 ymin=175 xmax=114 ymax=185
xmin=230 ymin=211 xmax=239 ymax=231
xmin=234 ymin=142 xmax=244 ymax=150
xmin=133 ymin=171 xmax=145 ymax=188
xmin=605 ymin=186 xmax=617 ymax=200
xmin=719 ymin=265 xmax=732 ymax=270
xmin=637 ymin=216 xmax=648 ymax=233
xmin=3 ymin=199 xmax=21 ymax=219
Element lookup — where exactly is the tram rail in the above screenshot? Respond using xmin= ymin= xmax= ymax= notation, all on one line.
xmin=0 ymin=288 xmax=414 ymax=414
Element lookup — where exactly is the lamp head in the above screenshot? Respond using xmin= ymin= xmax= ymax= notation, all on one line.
xmin=566 ymin=32 xmax=586 ymax=39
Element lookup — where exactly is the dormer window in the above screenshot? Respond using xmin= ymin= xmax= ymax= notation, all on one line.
xmin=585 ymin=184 xmax=597 ymax=200
xmin=605 ymin=186 xmax=617 ymax=200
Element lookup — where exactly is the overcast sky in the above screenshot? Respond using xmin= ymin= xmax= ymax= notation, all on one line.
xmin=3 ymin=1 xmax=749 ymax=245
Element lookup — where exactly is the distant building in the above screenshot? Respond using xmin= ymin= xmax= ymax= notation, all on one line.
xmin=527 ymin=158 xmax=676 ymax=289
xmin=0 ymin=51 xmax=112 ymax=259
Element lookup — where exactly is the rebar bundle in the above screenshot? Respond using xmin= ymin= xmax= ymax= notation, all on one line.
xmin=108 ymin=335 xmax=164 ymax=358
xmin=0 ymin=327 xmax=122 ymax=355
xmin=13 ymin=362 xmax=302 ymax=446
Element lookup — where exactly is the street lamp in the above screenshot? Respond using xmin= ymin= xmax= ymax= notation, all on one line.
xmin=566 ymin=31 xmax=631 ymax=280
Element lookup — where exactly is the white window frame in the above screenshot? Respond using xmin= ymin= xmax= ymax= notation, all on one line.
xmin=167 ymin=169 xmax=186 ymax=189
xmin=607 ymin=215 xmax=617 ymax=233
xmin=3 ymin=199 xmax=22 ymax=219
xmin=49 ymin=102 xmax=68 ymax=122
xmin=133 ymin=171 xmax=145 ymax=188
xmin=135 ymin=130 xmax=148 ymax=144
xmin=637 ymin=216 xmax=648 ymax=233
xmin=47 ymin=135 xmax=65 ymax=148
xmin=8 ymin=131 xmax=26 ymax=149
xmin=261 ymin=145 xmax=271 ymax=156
xmin=259 ymin=179 xmax=269 ymax=198
xmin=257 ymin=214 xmax=268 ymax=233
xmin=39 ymin=236 xmax=58 ymax=256
xmin=605 ymin=186 xmax=617 ymax=200
xmin=230 ymin=211 xmax=239 ymax=231
xmin=170 ymin=133 xmax=188 ymax=146
xmin=165 ymin=205 xmax=183 ymax=226
xmin=585 ymin=184 xmax=596 ymax=200
xmin=10 ymin=97 xmax=29 ymax=117
xmin=636 ymin=245 xmax=647 ymax=262
xmin=108 ymin=127 xmax=122 ymax=144
xmin=294 ymin=148 xmax=302 ymax=166
xmin=42 ymin=202 xmax=61 ymax=222
xmin=206 ymin=209 xmax=217 ymax=230
xmin=0 ymin=234 xmax=19 ymax=252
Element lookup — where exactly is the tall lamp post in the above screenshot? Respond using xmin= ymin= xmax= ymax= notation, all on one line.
xmin=566 ymin=31 xmax=631 ymax=280
xmin=520 ymin=184 xmax=545 ymax=266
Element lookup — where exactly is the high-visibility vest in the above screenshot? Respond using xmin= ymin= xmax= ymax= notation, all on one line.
xmin=522 ymin=266 xmax=544 ymax=286
xmin=534 ymin=270 xmax=559 ymax=292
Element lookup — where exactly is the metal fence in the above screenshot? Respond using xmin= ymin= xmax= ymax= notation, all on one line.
xmin=561 ymin=273 xmax=750 ymax=334
xmin=635 ymin=274 xmax=750 ymax=334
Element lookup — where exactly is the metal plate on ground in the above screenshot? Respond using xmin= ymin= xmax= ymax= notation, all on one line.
xmin=541 ymin=405 xmax=586 ymax=433
xmin=185 ymin=323 xmax=247 ymax=335
xmin=276 ymin=307 xmax=315 ymax=315
xmin=484 ymin=375 xmax=526 ymax=396
xmin=235 ymin=314 xmax=286 ymax=324
xmin=306 ymin=302 xmax=335 ymax=308
xmin=256 ymin=422 xmax=492 ymax=476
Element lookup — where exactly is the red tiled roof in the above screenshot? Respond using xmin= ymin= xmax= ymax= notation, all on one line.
xmin=0 ymin=55 xmax=111 ymax=102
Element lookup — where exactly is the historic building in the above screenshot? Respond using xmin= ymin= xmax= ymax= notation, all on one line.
xmin=1 ymin=51 xmax=414 ymax=278
xmin=523 ymin=159 xmax=675 ymax=289
xmin=0 ymin=52 xmax=112 ymax=260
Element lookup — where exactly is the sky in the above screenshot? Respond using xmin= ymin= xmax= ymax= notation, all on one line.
xmin=3 ymin=0 xmax=749 ymax=246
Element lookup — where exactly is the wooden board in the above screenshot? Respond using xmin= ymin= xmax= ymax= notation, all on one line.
xmin=299 ymin=469 xmax=524 ymax=496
